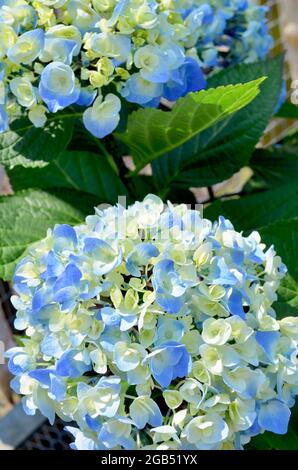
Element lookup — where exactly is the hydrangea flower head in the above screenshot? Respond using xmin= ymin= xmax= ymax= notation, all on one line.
xmin=0 ymin=0 xmax=272 ymax=138
xmin=7 ymin=195 xmax=298 ymax=450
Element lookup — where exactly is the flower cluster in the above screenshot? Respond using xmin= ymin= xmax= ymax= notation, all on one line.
xmin=0 ymin=1 xmax=272 ymax=137
xmin=7 ymin=195 xmax=298 ymax=450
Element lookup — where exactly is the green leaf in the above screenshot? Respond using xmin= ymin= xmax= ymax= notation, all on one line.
xmin=8 ymin=151 xmax=128 ymax=203
xmin=276 ymin=101 xmax=298 ymax=119
xmin=0 ymin=112 xmax=77 ymax=169
xmin=250 ymin=425 xmax=298 ymax=450
xmin=152 ymin=56 xmax=283 ymax=190
xmin=204 ymin=185 xmax=298 ymax=232
xmin=116 ymin=78 xmax=265 ymax=173
xmin=127 ymin=175 xmax=158 ymax=201
xmin=259 ymin=219 xmax=298 ymax=317
xmin=259 ymin=219 xmax=298 ymax=279
xmin=249 ymin=147 xmax=298 ymax=190
xmin=274 ymin=275 xmax=298 ymax=317
xmin=0 ymin=188 xmax=98 ymax=281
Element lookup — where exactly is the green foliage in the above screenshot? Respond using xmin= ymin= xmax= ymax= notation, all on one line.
xmin=0 ymin=58 xmax=290 ymax=299
xmin=249 ymin=147 xmax=298 ymax=190
xmin=151 ymin=55 xmax=283 ymax=191
xmin=205 ymin=184 xmax=298 ymax=232
xmin=0 ymin=112 xmax=77 ymax=169
xmin=276 ymin=101 xmax=298 ymax=120
xmin=0 ymin=188 xmax=98 ymax=281
xmin=250 ymin=425 xmax=298 ymax=450
xmin=259 ymin=219 xmax=298 ymax=318
xmin=116 ymin=78 xmax=265 ymax=173
xmin=0 ymin=53 xmax=297 ymax=450
xmin=8 ymin=151 xmax=128 ymax=203
xmin=259 ymin=219 xmax=298 ymax=279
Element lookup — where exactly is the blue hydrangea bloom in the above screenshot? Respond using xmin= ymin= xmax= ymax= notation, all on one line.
xmin=208 ymin=257 xmax=238 ymax=285
xmin=42 ymin=36 xmax=78 ymax=65
xmin=258 ymin=400 xmax=291 ymax=435
xmin=126 ymin=243 xmax=159 ymax=277
xmin=6 ymin=195 xmax=296 ymax=451
xmin=53 ymin=223 xmax=78 ymax=251
xmin=98 ymin=418 xmax=135 ymax=450
xmin=76 ymin=87 xmax=97 ymax=107
xmin=148 ymin=341 xmax=192 ymax=388
xmin=82 ymin=236 xmax=122 ymax=275
xmin=39 ymin=62 xmax=80 ymax=112
xmin=7 ymin=28 xmax=44 ymax=64
xmin=29 ymin=369 xmax=66 ymax=401
xmin=152 ymin=259 xmax=188 ymax=314
xmin=66 ymin=427 xmax=99 ymax=450
xmin=121 ymin=73 xmax=163 ymax=106
xmin=227 ymin=290 xmax=246 ymax=319
xmin=0 ymin=0 xmax=273 ymax=139
xmin=255 ymin=330 xmax=280 ymax=362
xmin=155 ymin=317 xmax=185 ymax=345
xmin=82 ymin=94 xmax=121 ymax=138
xmin=55 ymin=349 xmax=91 ymax=378
xmin=163 ymin=57 xmax=207 ymax=101
xmin=7 ymin=348 xmax=35 ymax=376
xmin=52 ymin=264 xmax=82 ymax=310
xmin=0 ymin=105 xmax=8 ymax=133
xmin=130 ymin=397 xmax=163 ymax=429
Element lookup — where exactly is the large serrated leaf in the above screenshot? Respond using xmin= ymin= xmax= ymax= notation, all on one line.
xmin=249 ymin=424 xmax=298 ymax=450
xmin=275 ymin=276 xmax=298 ymax=317
xmin=249 ymin=147 xmax=298 ymax=190
xmin=0 ymin=188 xmax=98 ymax=281
xmin=116 ymin=78 xmax=265 ymax=173
xmin=259 ymin=219 xmax=298 ymax=318
xmin=0 ymin=112 xmax=77 ymax=169
xmin=204 ymin=185 xmax=298 ymax=232
xmin=8 ymin=151 xmax=128 ymax=203
xmin=152 ymin=56 xmax=283 ymax=190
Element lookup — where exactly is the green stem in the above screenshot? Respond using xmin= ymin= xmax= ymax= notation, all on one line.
xmin=92 ymin=136 xmax=120 ymax=176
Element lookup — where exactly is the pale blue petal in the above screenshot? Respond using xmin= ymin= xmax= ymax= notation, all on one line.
xmin=126 ymin=243 xmax=159 ymax=277
xmin=258 ymin=400 xmax=291 ymax=435
xmin=56 ymin=350 xmax=91 ymax=378
xmin=256 ymin=330 xmax=280 ymax=362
